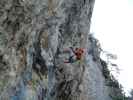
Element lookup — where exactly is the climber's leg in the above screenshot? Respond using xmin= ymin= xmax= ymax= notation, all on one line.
xmin=69 ymin=55 xmax=77 ymax=63
xmin=64 ymin=55 xmax=77 ymax=63
xmin=64 ymin=60 xmax=70 ymax=63
xmin=64 ymin=56 xmax=73 ymax=63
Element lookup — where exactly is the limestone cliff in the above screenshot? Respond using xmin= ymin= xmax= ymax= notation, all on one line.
xmin=0 ymin=0 xmax=112 ymax=100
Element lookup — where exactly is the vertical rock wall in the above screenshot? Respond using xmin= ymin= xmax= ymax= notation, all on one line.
xmin=0 ymin=0 xmax=111 ymax=100
xmin=86 ymin=35 xmax=112 ymax=100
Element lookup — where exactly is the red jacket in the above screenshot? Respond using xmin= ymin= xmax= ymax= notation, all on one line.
xmin=74 ymin=48 xmax=84 ymax=60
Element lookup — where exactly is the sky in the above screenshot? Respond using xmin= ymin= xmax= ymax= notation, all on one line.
xmin=90 ymin=0 xmax=133 ymax=95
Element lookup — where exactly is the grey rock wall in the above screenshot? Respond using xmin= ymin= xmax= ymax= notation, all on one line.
xmin=85 ymin=35 xmax=112 ymax=100
xmin=0 ymin=0 xmax=111 ymax=100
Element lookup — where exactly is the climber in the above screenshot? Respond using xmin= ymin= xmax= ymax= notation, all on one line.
xmin=63 ymin=47 xmax=85 ymax=63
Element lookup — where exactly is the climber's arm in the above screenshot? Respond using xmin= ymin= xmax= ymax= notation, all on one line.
xmin=63 ymin=47 xmax=74 ymax=53
xmin=70 ymin=47 xmax=76 ymax=54
xmin=63 ymin=48 xmax=70 ymax=52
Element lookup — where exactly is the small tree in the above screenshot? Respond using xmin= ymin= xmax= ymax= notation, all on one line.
xmin=128 ymin=89 xmax=133 ymax=100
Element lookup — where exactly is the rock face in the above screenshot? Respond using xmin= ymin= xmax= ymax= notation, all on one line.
xmin=0 ymin=0 xmax=111 ymax=100
xmin=86 ymin=35 xmax=112 ymax=100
